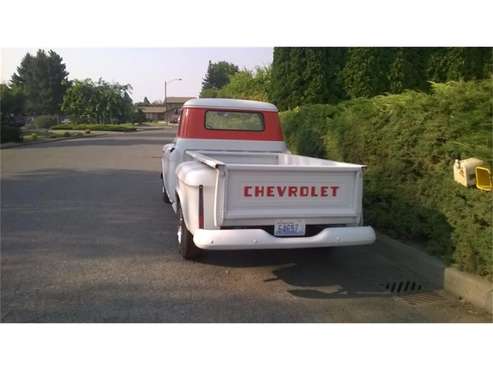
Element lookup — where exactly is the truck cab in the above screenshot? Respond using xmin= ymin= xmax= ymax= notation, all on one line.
xmin=161 ymin=98 xmax=375 ymax=259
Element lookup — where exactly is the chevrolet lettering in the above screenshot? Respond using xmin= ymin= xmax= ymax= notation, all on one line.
xmin=243 ymin=185 xmax=340 ymax=198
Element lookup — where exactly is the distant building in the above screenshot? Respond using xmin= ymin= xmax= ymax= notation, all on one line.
xmin=136 ymin=97 xmax=195 ymax=121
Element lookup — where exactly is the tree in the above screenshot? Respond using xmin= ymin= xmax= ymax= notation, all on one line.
xmin=271 ymin=47 xmax=348 ymax=109
xmin=11 ymin=49 xmax=69 ymax=115
xmin=143 ymin=97 xmax=150 ymax=105
xmin=0 ymin=83 xmax=25 ymax=143
xmin=270 ymin=47 xmax=492 ymax=109
xmin=199 ymin=88 xmax=220 ymax=98
xmin=482 ymin=48 xmax=493 ymax=77
xmin=61 ymin=79 xmax=134 ymax=123
xmin=132 ymin=108 xmax=146 ymax=123
xmin=303 ymin=47 xmax=348 ymax=104
xmin=200 ymin=61 xmax=239 ymax=96
xmin=61 ymin=79 xmax=97 ymax=123
xmin=425 ymin=48 xmax=450 ymax=83
xmin=444 ymin=47 xmax=492 ymax=81
xmin=342 ymin=48 xmax=393 ymax=98
xmin=0 ymin=83 xmax=25 ymax=125
xmin=425 ymin=47 xmax=493 ymax=83
xmin=388 ymin=48 xmax=429 ymax=93
xmin=269 ymin=47 xmax=308 ymax=109
xmin=286 ymin=48 xmax=308 ymax=108
xmin=270 ymin=47 xmax=293 ymax=110
xmin=215 ymin=66 xmax=271 ymax=101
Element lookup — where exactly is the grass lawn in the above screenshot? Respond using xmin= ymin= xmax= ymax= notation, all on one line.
xmin=51 ymin=123 xmax=137 ymax=132
xmin=142 ymin=121 xmax=170 ymax=127
xmin=22 ymin=130 xmax=88 ymax=143
xmin=19 ymin=122 xmax=165 ymax=143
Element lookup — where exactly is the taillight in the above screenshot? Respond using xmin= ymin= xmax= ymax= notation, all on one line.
xmin=198 ymin=185 xmax=204 ymax=229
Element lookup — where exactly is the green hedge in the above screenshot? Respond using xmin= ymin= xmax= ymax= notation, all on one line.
xmin=51 ymin=123 xmax=137 ymax=132
xmin=280 ymin=79 xmax=493 ymax=279
xmin=1 ymin=125 xmax=23 ymax=143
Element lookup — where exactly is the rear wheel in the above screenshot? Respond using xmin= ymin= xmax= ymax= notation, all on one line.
xmin=161 ymin=174 xmax=171 ymax=204
xmin=177 ymin=203 xmax=202 ymax=260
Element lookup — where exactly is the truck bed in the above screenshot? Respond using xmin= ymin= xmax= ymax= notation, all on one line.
xmin=186 ymin=150 xmax=364 ymax=169
xmin=185 ymin=150 xmax=365 ymax=227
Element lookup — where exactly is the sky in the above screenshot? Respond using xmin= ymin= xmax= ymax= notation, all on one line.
xmin=0 ymin=48 xmax=273 ymax=102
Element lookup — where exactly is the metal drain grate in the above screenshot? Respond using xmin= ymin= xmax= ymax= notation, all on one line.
xmin=380 ymin=280 xmax=423 ymax=294
xmin=377 ymin=280 xmax=446 ymax=305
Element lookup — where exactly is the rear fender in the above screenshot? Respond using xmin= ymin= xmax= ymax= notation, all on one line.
xmin=174 ymin=189 xmax=194 ymax=234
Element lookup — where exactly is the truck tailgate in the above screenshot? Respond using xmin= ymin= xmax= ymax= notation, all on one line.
xmin=218 ymin=166 xmax=362 ymax=224
xmin=187 ymin=151 xmax=364 ymax=226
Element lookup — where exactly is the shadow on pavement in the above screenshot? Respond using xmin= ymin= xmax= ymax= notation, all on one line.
xmin=202 ymin=246 xmax=434 ymax=300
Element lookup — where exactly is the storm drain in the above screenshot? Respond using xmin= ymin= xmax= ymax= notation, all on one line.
xmin=381 ymin=280 xmax=423 ymax=294
xmin=377 ymin=280 xmax=446 ymax=305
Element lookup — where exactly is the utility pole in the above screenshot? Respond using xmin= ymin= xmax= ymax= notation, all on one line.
xmin=164 ymin=78 xmax=182 ymax=121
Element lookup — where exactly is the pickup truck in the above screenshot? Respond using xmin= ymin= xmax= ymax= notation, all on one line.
xmin=161 ymin=98 xmax=375 ymax=259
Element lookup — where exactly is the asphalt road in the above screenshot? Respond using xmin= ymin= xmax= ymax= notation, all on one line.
xmin=1 ymin=128 xmax=490 ymax=322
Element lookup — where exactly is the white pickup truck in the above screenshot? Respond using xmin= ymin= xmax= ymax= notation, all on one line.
xmin=161 ymin=98 xmax=375 ymax=259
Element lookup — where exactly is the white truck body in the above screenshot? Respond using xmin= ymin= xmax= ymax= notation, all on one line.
xmin=161 ymin=98 xmax=375 ymax=257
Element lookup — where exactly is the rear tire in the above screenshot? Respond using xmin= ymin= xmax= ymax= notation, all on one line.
xmin=161 ymin=175 xmax=171 ymax=204
xmin=177 ymin=203 xmax=202 ymax=260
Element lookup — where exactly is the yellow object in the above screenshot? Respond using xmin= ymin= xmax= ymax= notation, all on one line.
xmin=453 ymin=158 xmax=484 ymax=187
xmin=475 ymin=167 xmax=492 ymax=191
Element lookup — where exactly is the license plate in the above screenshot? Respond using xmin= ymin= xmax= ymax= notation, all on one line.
xmin=274 ymin=220 xmax=306 ymax=237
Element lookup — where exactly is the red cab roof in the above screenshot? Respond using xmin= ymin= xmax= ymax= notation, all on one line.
xmin=178 ymin=99 xmax=283 ymax=141
xmin=183 ymin=98 xmax=278 ymax=112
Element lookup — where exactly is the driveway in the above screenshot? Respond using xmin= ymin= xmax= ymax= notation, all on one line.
xmin=1 ymin=128 xmax=490 ymax=322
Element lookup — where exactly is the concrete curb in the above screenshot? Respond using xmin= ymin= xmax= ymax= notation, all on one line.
xmin=444 ymin=268 xmax=493 ymax=315
xmin=0 ymin=132 xmax=109 ymax=150
xmin=377 ymin=232 xmax=493 ymax=314
xmin=1 ymin=127 xmax=176 ymax=149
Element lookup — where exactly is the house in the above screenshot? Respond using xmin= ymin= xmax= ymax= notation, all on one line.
xmin=136 ymin=105 xmax=165 ymax=121
xmin=136 ymin=97 xmax=196 ymax=121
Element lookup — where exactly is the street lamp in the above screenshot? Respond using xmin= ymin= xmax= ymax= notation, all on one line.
xmin=164 ymin=78 xmax=182 ymax=120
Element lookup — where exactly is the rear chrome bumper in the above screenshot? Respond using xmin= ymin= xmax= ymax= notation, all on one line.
xmin=193 ymin=226 xmax=376 ymax=250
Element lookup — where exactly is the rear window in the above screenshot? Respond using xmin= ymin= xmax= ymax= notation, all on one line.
xmin=205 ymin=111 xmax=264 ymax=131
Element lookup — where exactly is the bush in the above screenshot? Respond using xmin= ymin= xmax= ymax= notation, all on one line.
xmin=281 ymin=104 xmax=339 ymax=158
xmin=51 ymin=123 xmax=136 ymax=132
xmin=32 ymin=115 xmax=58 ymax=129
xmin=132 ymin=109 xmax=146 ymax=124
xmin=280 ymin=78 xmax=493 ymax=279
xmin=1 ymin=125 xmax=23 ymax=143
xmin=31 ymin=133 xmax=38 ymax=140
xmin=63 ymin=131 xmax=71 ymax=137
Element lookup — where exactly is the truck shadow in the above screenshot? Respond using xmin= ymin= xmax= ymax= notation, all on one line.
xmin=201 ymin=185 xmax=454 ymax=301
xmin=202 ymin=245 xmax=440 ymax=300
